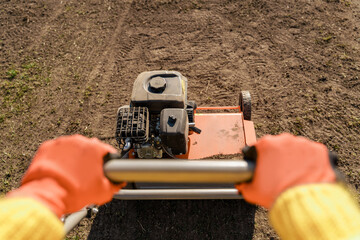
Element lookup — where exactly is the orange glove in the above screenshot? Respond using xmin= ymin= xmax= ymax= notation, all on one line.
xmin=7 ymin=135 xmax=125 ymax=217
xmin=236 ymin=133 xmax=336 ymax=209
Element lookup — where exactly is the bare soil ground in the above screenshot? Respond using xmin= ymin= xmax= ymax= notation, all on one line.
xmin=1 ymin=0 xmax=360 ymax=239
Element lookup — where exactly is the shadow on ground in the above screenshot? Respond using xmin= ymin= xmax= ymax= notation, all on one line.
xmin=88 ymin=199 xmax=256 ymax=239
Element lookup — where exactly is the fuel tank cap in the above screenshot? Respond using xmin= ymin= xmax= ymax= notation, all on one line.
xmin=149 ymin=76 xmax=166 ymax=93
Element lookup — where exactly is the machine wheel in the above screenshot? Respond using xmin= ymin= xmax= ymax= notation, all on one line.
xmin=239 ymin=91 xmax=251 ymax=120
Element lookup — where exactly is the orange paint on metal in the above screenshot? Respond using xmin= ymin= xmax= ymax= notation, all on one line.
xmin=186 ymin=113 xmax=246 ymax=159
xmin=195 ymin=106 xmax=241 ymax=113
xmin=243 ymin=120 xmax=257 ymax=146
xmin=128 ymin=149 xmax=135 ymax=159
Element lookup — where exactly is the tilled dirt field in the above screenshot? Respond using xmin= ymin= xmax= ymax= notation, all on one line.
xmin=1 ymin=0 xmax=360 ymax=239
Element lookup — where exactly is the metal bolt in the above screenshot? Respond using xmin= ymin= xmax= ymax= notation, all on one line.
xmin=92 ymin=208 xmax=99 ymax=214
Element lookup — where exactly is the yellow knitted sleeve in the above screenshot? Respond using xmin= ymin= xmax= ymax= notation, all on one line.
xmin=0 ymin=197 xmax=64 ymax=240
xmin=269 ymin=183 xmax=360 ymax=240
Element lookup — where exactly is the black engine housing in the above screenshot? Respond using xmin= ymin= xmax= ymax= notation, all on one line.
xmin=160 ymin=108 xmax=188 ymax=155
xmin=116 ymin=71 xmax=195 ymax=158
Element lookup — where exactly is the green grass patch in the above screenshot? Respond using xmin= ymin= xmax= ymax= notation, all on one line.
xmin=322 ymin=35 xmax=333 ymax=42
xmin=315 ymin=34 xmax=335 ymax=45
xmin=347 ymin=117 xmax=360 ymax=129
xmin=6 ymin=69 xmax=18 ymax=80
xmin=1 ymin=61 xmax=51 ymax=121
xmin=0 ymin=114 xmax=5 ymax=124
xmin=21 ymin=62 xmax=37 ymax=69
xmin=83 ymin=86 xmax=93 ymax=99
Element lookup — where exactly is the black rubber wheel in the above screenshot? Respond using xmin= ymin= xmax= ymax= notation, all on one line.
xmin=239 ymin=91 xmax=251 ymax=120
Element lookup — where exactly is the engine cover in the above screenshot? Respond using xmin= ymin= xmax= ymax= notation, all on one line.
xmin=130 ymin=71 xmax=187 ymax=113
xmin=160 ymin=108 xmax=189 ymax=155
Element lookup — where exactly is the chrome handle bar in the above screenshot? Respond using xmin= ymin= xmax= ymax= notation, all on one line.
xmin=104 ymin=159 xmax=254 ymax=183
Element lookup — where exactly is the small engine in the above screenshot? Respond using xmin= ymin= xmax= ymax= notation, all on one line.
xmin=115 ymin=71 xmax=199 ymax=158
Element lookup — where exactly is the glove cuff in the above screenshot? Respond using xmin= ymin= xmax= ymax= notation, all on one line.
xmin=6 ymin=178 xmax=67 ymax=218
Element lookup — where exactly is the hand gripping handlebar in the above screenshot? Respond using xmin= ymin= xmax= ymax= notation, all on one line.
xmin=64 ymin=155 xmax=254 ymax=234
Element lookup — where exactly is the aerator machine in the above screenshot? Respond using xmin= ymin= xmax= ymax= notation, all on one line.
xmin=63 ymin=71 xmax=256 ymax=232
xmin=106 ymin=70 xmax=256 ymax=200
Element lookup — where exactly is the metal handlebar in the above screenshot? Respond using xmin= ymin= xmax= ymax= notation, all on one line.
xmin=63 ymin=208 xmax=88 ymax=234
xmin=104 ymin=159 xmax=254 ymax=183
xmin=113 ymin=189 xmax=243 ymax=200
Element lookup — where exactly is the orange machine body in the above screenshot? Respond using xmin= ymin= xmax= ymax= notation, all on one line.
xmin=178 ymin=106 xmax=256 ymax=159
